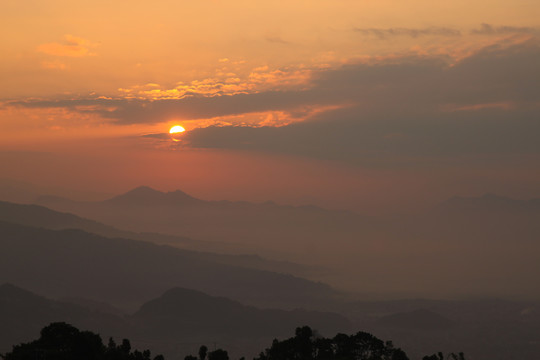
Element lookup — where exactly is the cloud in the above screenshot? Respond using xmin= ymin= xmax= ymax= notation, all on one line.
xmin=179 ymin=40 xmax=540 ymax=163
xmin=41 ymin=60 xmax=67 ymax=70
xmin=354 ymin=26 xmax=461 ymax=39
xmin=265 ymin=35 xmax=291 ymax=44
xmin=37 ymin=35 xmax=98 ymax=57
xmin=141 ymin=132 xmax=171 ymax=140
xmin=471 ymin=23 xmax=539 ymax=35
xmin=353 ymin=24 xmax=540 ymax=40
xmin=11 ymin=39 xmax=540 ymax=166
xmin=182 ymin=105 xmax=540 ymax=166
xmin=115 ymin=66 xmax=311 ymax=100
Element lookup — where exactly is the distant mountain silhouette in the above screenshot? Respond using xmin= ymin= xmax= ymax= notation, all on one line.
xmin=439 ymin=193 xmax=540 ymax=214
xmin=0 ymin=283 xmax=349 ymax=360
xmin=0 ymin=220 xmax=340 ymax=311
xmin=104 ymin=186 xmax=201 ymax=207
xmin=376 ymin=309 xmax=453 ymax=331
xmin=0 ymin=200 xmax=132 ymax=237
xmin=343 ymin=298 xmax=540 ymax=360
xmin=3 ymin=284 xmax=540 ymax=360
xmin=30 ymin=188 xmax=540 ymax=300
xmin=0 ymin=283 xmax=127 ymax=354
xmin=0 ymin=200 xmax=317 ymax=277
xmin=427 ymin=193 xmax=540 ymax=245
xmin=0 ymin=178 xmax=42 ymax=203
xmin=34 ymin=186 xmax=367 ymax=262
xmin=133 ymin=287 xmax=351 ymax=338
xmin=0 ymin=178 xmax=111 ymax=204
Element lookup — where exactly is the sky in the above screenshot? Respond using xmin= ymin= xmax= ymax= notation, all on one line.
xmin=1 ymin=0 xmax=540 ymax=213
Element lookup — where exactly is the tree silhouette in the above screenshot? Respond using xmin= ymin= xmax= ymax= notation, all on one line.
xmin=3 ymin=323 xmax=465 ymax=360
xmin=423 ymin=353 xmax=465 ymax=360
xmin=3 ymin=322 xmax=163 ymax=360
xmin=208 ymin=349 xmax=229 ymax=360
xmin=255 ymin=326 xmax=409 ymax=360
xmin=199 ymin=345 xmax=208 ymax=360
xmin=184 ymin=346 xmax=229 ymax=360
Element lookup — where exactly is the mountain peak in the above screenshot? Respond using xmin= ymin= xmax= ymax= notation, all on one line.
xmin=126 ymin=186 xmax=163 ymax=196
xmin=135 ymin=287 xmax=243 ymax=321
xmin=0 ymin=283 xmax=47 ymax=305
xmin=167 ymin=189 xmax=198 ymax=202
xmin=0 ymin=283 xmax=24 ymax=293
xmin=105 ymin=186 xmax=200 ymax=206
xmin=104 ymin=186 xmax=164 ymax=205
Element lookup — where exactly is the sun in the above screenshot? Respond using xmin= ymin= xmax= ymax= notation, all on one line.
xmin=169 ymin=125 xmax=185 ymax=134
xmin=169 ymin=125 xmax=185 ymax=142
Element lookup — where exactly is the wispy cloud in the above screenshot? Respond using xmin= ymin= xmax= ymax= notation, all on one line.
xmin=37 ymin=35 xmax=98 ymax=57
xmin=353 ymin=24 xmax=539 ymax=40
xmin=10 ymin=40 xmax=540 ymax=166
xmin=471 ymin=23 xmax=539 ymax=35
xmin=265 ymin=35 xmax=291 ymax=44
xmin=40 ymin=60 xmax=67 ymax=70
xmin=116 ymin=66 xmax=312 ymax=100
xmin=354 ymin=26 xmax=461 ymax=39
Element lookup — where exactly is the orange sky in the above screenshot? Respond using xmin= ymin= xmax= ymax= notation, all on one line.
xmin=1 ymin=1 xmax=540 ymax=212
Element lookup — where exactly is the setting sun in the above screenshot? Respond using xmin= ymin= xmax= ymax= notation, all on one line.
xmin=169 ymin=125 xmax=186 ymax=134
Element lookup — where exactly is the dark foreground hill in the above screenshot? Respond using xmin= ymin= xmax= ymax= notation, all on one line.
xmin=0 ymin=220 xmax=339 ymax=311
xmin=341 ymin=298 xmax=540 ymax=360
xmin=133 ymin=287 xmax=350 ymax=337
xmin=0 ymin=284 xmax=351 ymax=360
xmin=3 ymin=322 xmax=416 ymax=360
xmin=3 ymin=278 xmax=540 ymax=359
xmin=0 ymin=283 xmax=128 ymax=354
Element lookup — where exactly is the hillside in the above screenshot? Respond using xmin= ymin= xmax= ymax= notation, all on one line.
xmin=134 ymin=287 xmax=351 ymax=337
xmin=0 ymin=284 xmax=350 ymax=360
xmin=0 ymin=221 xmax=340 ymax=311
xmin=35 ymin=186 xmax=366 ymax=260
xmin=0 ymin=200 xmax=312 ymax=276
xmin=0 ymin=283 xmax=127 ymax=354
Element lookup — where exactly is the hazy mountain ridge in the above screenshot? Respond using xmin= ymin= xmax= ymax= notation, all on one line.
xmin=23 ymin=187 xmax=540 ymax=299
xmin=34 ymin=186 xmax=367 ymax=258
xmin=36 ymin=185 xmax=359 ymax=217
xmin=3 ymin=283 xmax=540 ymax=360
xmin=341 ymin=298 xmax=540 ymax=360
xmin=0 ymin=283 xmax=351 ymax=360
xmin=104 ymin=186 xmax=202 ymax=207
xmin=0 ymin=283 xmax=129 ymax=354
xmin=0 ymin=200 xmax=133 ymax=238
xmin=0 ymin=178 xmax=111 ymax=204
xmin=133 ymin=287 xmax=351 ymax=337
xmin=375 ymin=309 xmax=454 ymax=331
xmin=438 ymin=193 xmax=540 ymax=214
xmin=0 ymin=220 xmax=340 ymax=311
xmin=0 ymin=200 xmax=317 ymax=277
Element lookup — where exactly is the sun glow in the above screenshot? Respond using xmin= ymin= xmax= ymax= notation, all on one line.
xmin=169 ymin=125 xmax=185 ymax=134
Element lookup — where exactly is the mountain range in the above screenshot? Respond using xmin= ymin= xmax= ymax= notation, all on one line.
xmin=0 ymin=200 xmax=313 ymax=277
xmin=35 ymin=186 xmax=366 ymax=261
xmin=4 ymin=182 xmax=540 ymax=298
xmin=2 ymin=185 xmax=540 ymax=360
xmin=0 ymin=219 xmax=339 ymax=311
xmin=0 ymin=283 xmax=351 ymax=359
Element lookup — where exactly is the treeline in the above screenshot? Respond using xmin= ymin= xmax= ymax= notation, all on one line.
xmin=1 ymin=323 xmax=163 ymax=360
xmin=0 ymin=323 xmax=464 ymax=360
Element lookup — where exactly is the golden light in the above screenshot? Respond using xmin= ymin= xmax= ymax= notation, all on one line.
xmin=169 ymin=125 xmax=185 ymax=134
